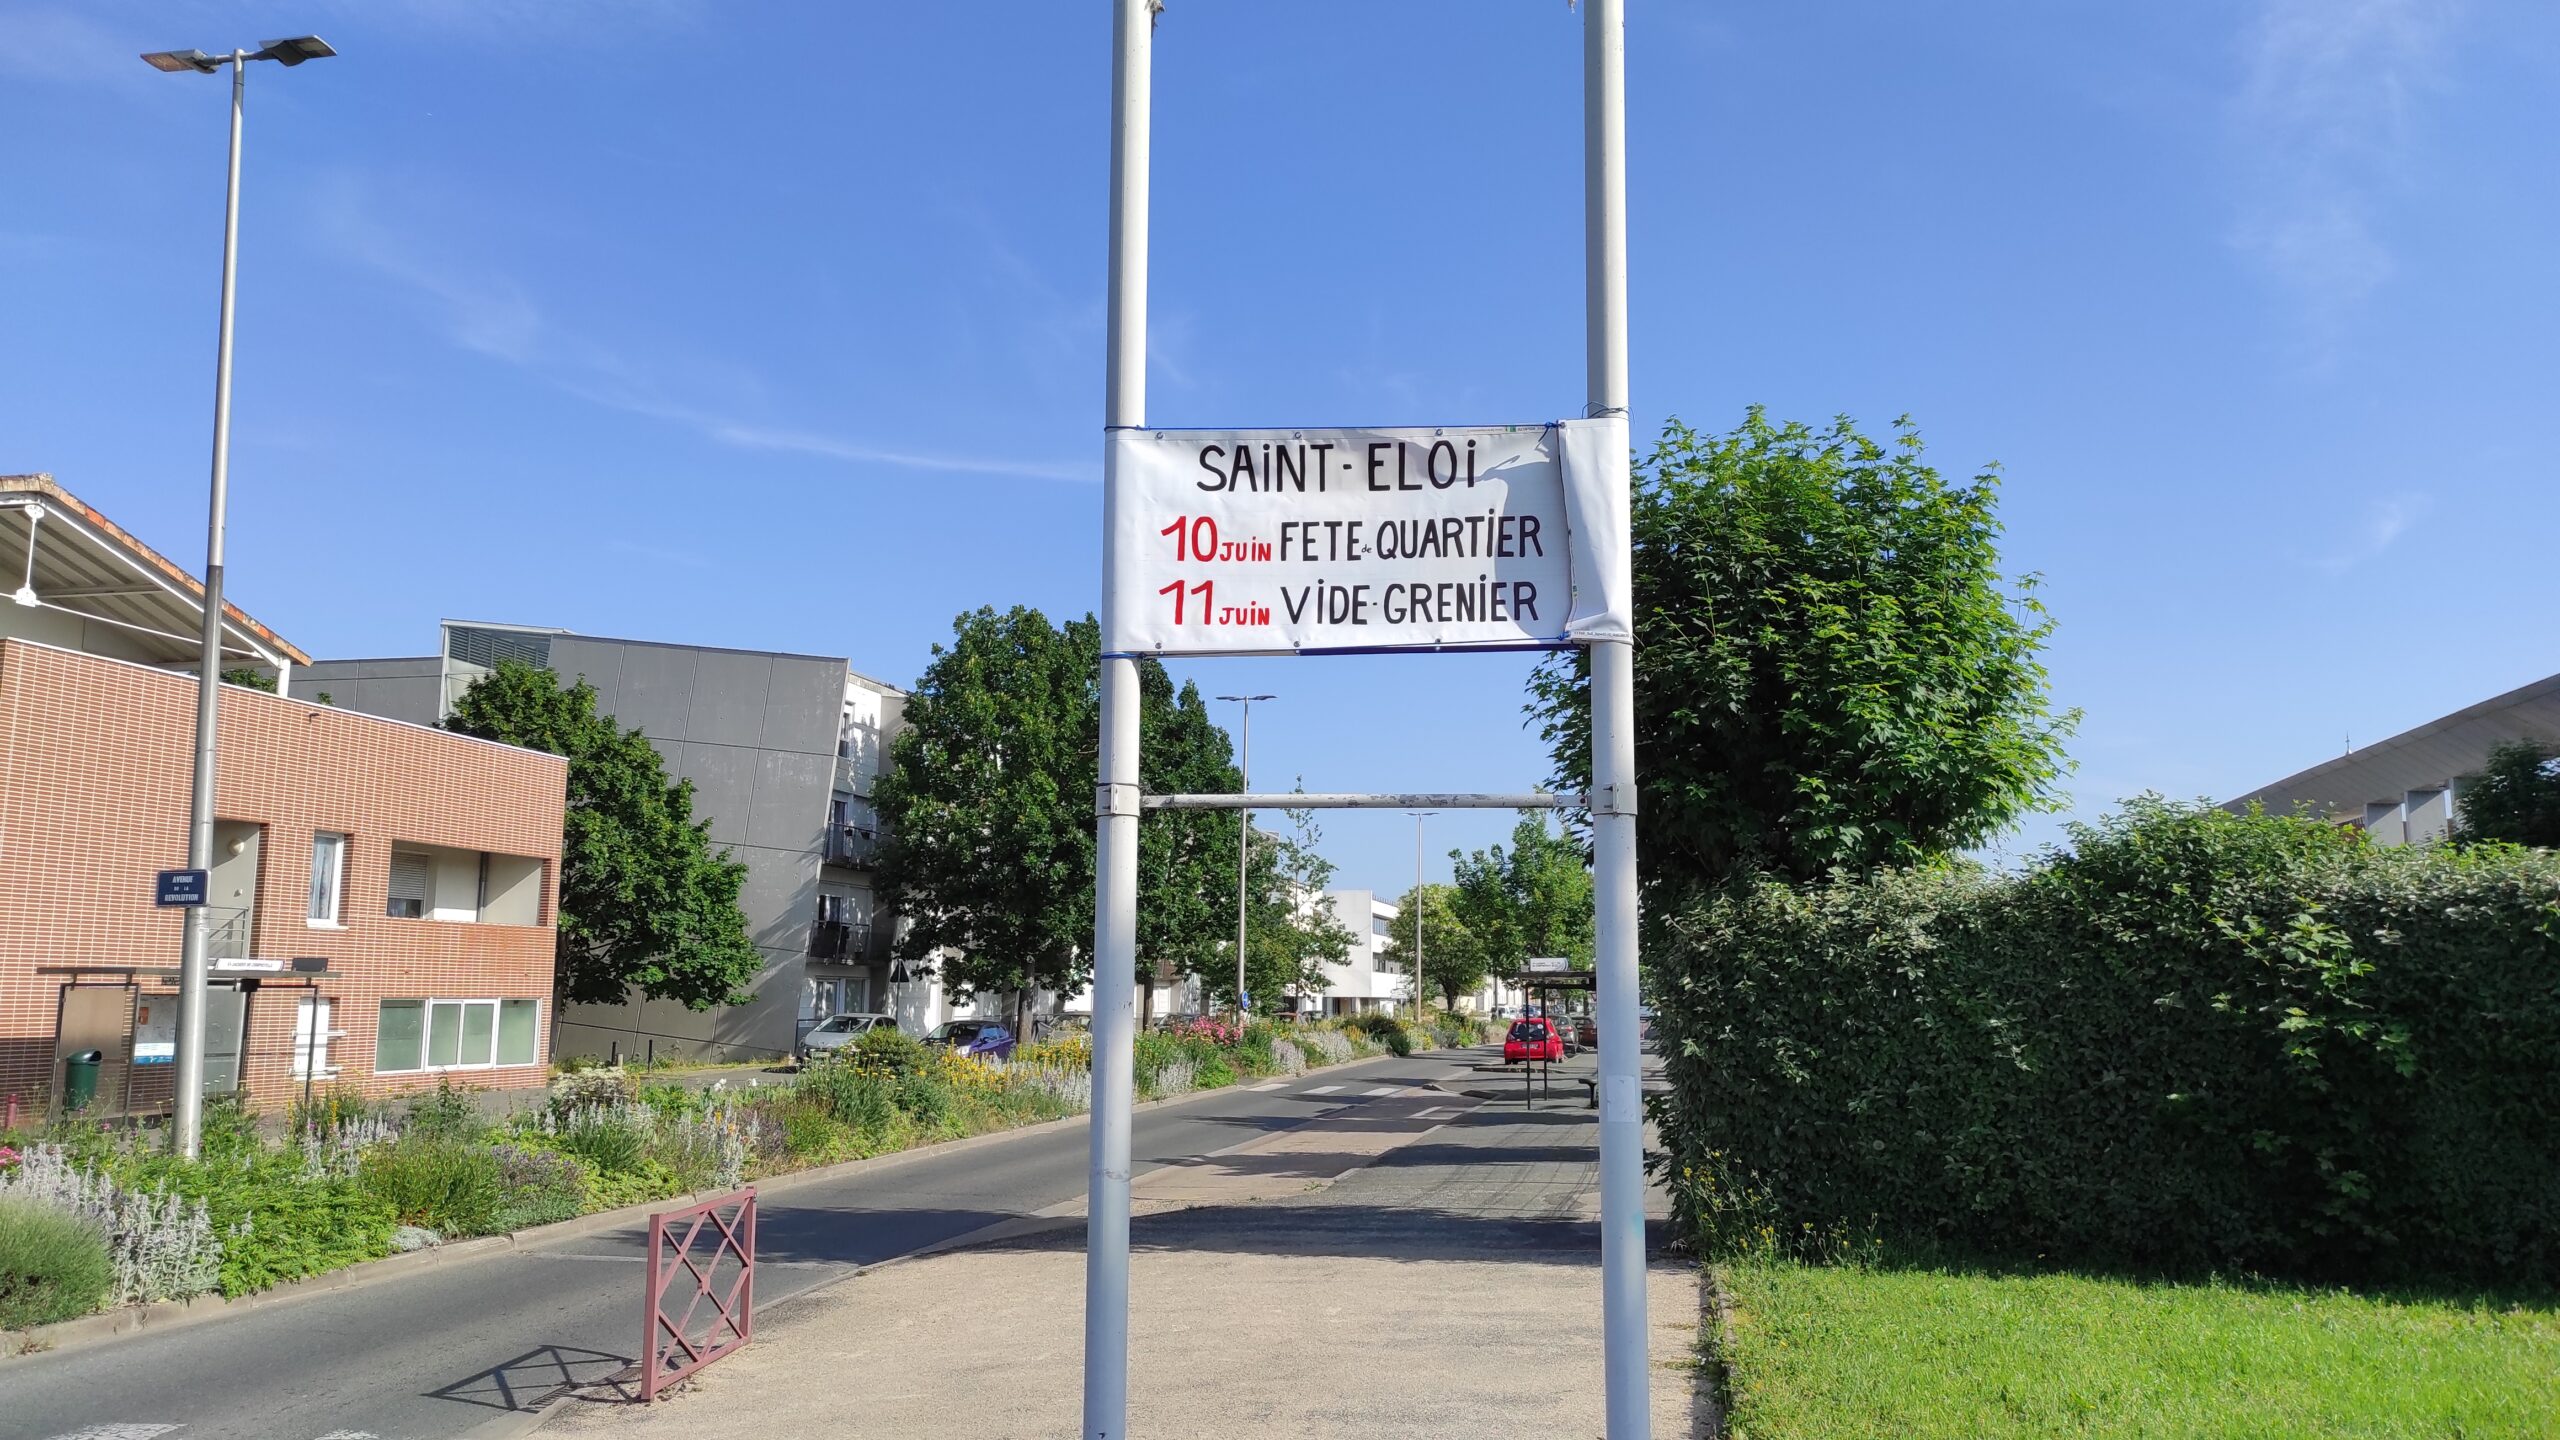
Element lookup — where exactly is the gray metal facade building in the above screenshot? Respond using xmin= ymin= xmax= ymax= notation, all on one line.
xmin=2227 ymin=670 xmax=2560 ymax=844
xmin=293 ymin=621 xmax=905 ymax=1062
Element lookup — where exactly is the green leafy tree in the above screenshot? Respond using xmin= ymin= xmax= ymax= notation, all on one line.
xmin=2452 ymin=739 xmax=2560 ymax=848
xmin=445 ymin=660 xmax=761 ymax=1010
xmin=875 ymin=608 xmax=1097 ymax=1026
xmin=1530 ymin=410 xmax=2076 ymax=894
xmin=219 ymin=666 xmax=276 ymax=693
xmin=1212 ymin=803 xmax=1357 ymax=1014
xmin=1139 ymin=665 xmax=1246 ymax=1019
xmin=1451 ymin=812 xmax=1594 ymax=980
xmin=1382 ymin=883 xmax=1483 ymax=1013
xmin=874 ymin=607 xmax=1244 ymax=1028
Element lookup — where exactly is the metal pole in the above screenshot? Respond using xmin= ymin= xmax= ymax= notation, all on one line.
xmin=1586 ymin=1 xmax=1649 ymax=1433
xmin=1407 ymin=812 xmax=1434 ymax=1016
xmin=174 ymin=49 xmax=248 ymax=1161
xmin=301 ymin=995 xmax=317 ymax=1124
xmin=1235 ymin=699 xmax=1250 ymax=1013
xmin=1085 ymin=1 xmax=1149 ymax=1434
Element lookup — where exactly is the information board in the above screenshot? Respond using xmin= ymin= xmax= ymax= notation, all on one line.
xmin=1104 ymin=420 xmax=1629 ymax=656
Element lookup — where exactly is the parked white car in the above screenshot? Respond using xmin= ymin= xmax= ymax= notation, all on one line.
xmin=797 ymin=1012 xmax=899 ymax=1066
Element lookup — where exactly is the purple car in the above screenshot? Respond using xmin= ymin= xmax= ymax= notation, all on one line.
xmin=925 ymin=1019 xmax=1016 ymax=1062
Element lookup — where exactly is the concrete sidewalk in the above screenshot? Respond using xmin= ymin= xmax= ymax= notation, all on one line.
xmin=545 ymin=1081 xmax=1707 ymax=1439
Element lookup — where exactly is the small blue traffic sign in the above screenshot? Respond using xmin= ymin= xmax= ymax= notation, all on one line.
xmin=155 ymin=869 xmax=209 ymax=907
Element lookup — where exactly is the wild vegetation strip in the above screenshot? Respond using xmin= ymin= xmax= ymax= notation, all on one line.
xmin=1713 ymin=1258 xmax=2560 ymax=1440
xmin=0 ymin=1012 xmax=1479 ymax=1335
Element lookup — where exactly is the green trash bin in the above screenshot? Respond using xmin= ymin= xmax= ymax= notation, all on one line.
xmin=60 ymin=1049 xmax=104 ymax=1113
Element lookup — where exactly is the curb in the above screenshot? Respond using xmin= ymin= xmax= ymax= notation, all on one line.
xmin=0 ymin=1047 xmax=1418 ymax=1366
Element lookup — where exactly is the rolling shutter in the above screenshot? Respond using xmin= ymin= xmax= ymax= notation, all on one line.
xmin=388 ymin=851 xmax=431 ymax=918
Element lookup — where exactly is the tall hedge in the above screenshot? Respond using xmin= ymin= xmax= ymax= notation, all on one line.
xmin=1655 ymin=800 xmax=2560 ymax=1284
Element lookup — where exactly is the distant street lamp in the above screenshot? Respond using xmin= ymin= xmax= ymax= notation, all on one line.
xmin=1406 ymin=811 xmax=1438 ymax=1018
xmin=1214 ymin=694 xmax=1275 ymax=1017
xmin=142 ymin=35 xmax=337 ymax=1160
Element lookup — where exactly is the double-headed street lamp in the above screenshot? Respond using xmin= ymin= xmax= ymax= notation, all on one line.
xmin=142 ymin=35 xmax=337 ymax=1160
xmin=1214 ymin=694 xmax=1275 ymax=1017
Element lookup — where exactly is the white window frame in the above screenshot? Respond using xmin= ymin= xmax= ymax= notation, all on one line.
xmin=308 ymin=831 xmax=348 ymax=927
xmin=291 ymin=995 xmax=341 ymax=1079
xmin=373 ymin=996 xmax=544 ymax=1074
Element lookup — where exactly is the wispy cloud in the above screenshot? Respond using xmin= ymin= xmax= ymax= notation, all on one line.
xmin=2229 ymin=0 xmax=2461 ymax=363
xmin=2307 ymin=493 xmax=2432 ymax=574
xmin=313 ymin=179 xmax=1090 ymax=484
xmin=706 ymin=424 xmax=1091 ymax=483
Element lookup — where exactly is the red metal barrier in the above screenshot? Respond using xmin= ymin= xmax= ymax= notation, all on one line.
xmin=641 ymin=1186 xmax=757 ymax=1402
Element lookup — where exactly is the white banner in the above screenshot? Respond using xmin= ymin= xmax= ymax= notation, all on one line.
xmin=1103 ymin=421 xmax=1630 ymax=656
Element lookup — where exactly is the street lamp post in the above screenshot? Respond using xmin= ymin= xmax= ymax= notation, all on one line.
xmin=141 ymin=35 xmax=336 ymax=1159
xmin=1406 ymin=811 xmax=1437 ymax=1019
xmin=1214 ymin=694 xmax=1275 ymax=1018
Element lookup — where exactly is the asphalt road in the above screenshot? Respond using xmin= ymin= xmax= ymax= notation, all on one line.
xmin=2 ymin=1051 xmax=1471 ymax=1440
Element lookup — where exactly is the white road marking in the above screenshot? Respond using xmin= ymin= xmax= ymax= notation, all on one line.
xmin=312 ymin=1431 xmax=380 ymax=1439
xmin=43 ymin=1427 xmax=181 ymax=1440
xmin=1247 ymin=1081 xmax=1287 ymax=1092
xmin=1362 ymin=1086 xmax=1400 ymax=1097
xmin=1304 ymin=1084 xmax=1342 ymax=1095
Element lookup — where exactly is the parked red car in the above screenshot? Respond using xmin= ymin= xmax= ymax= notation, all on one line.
xmin=1504 ymin=1018 xmax=1566 ymax=1064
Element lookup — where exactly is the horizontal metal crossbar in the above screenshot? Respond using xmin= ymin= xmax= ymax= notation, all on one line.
xmin=1143 ymin=791 xmax=1580 ymax=811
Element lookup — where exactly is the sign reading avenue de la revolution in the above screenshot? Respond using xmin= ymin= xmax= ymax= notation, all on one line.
xmin=1106 ymin=423 xmax=1627 ymax=658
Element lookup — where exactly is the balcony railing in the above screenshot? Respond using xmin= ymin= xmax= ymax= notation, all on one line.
xmin=207 ymin=905 xmax=252 ymax=960
xmin=824 ymin=825 xmax=880 ymax=868
xmin=809 ymin=920 xmax=877 ymax=962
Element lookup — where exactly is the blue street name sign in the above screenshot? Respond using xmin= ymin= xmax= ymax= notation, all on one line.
xmin=155 ymin=869 xmax=209 ymax=907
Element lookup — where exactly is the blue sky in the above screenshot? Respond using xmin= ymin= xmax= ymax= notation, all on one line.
xmin=4 ymin=1 xmax=2554 ymax=892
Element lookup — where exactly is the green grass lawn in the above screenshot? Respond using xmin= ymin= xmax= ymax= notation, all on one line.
xmin=1715 ymin=1259 xmax=2559 ymax=1439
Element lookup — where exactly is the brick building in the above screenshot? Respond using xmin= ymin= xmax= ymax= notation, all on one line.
xmin=0 ymin=476 xmax=568 ymax=1114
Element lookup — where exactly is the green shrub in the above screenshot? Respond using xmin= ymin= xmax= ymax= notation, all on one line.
xmin=776 ymin=1100 xmax=853 ymax=1162
xmin=581 ymin=1160 xmax=679 ymax=1212
xmin=404 ymin=1078 xmax=485 ymax=1143
xmin=1349 ymin=1012 xmax=1405 ymax=1040
xmin=547 ymin=1066 xmax=640 ymax=1118
xmin=289 ymin=1085 xmax=378 ymax=1141
xmin=0 ymin=1198 xmax=113 ymax=1328
xmin=1195 ymin=1056 xmax=1238 ymax=1090
xmin=852 ymin=1026 xmax=928 ymax=1076
xmin=1131 ymin=1033 xmax=1187 ymax=1088
xmin=488 ymin=1145 xmax=586 ymax=1232
xmin=1230 ymin=1025 xmax=1280 ymax=1075
xmin=798 ymin=1054 xmax=897 ymax=1133
xmin=1655 ymin=800 xmax=2560 ymax=1285
xmin=358 ymin=1140 xmax=501 ymax=1235
xmin=110 ymin=1148 xmax=396 ymax=1297
xmin=551 ymin=1108 xmax=650 ymax=1176
xmin=895 ymin=1071 xmax=955 ymax=1132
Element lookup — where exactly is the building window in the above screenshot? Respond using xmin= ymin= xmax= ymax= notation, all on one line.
xmin=309 ymin=832 xmax=347 ymax=924
xmin=291 ymin=997 xmax=337 ymax=1079
xmin=375 ymin=997 xmax=542 ymax=1073
xmin=386 ymin=850 xmax=431 ymax=919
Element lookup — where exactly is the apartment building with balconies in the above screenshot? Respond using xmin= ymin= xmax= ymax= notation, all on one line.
xmin=294 ymin=621 xmax=912 ymax=1063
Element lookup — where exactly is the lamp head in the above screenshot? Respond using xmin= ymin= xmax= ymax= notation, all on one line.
xmin=252 ymin=36 xmax=336 ymax=65
xmin=141 ymin=48 xmax=222 ymax=74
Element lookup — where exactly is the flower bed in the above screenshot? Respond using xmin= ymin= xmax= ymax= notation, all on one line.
xmin=0 ymin=1014 xmax=1423 ymax=1326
